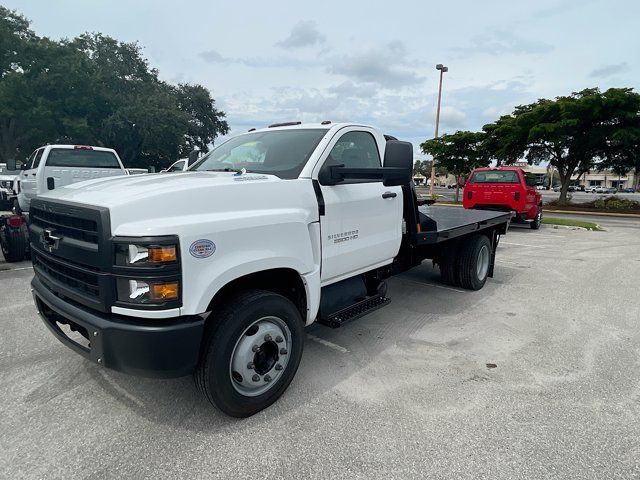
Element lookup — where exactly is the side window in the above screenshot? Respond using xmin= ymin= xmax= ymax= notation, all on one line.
xmin=24 ymin=150 xmax=37 ymax=170
xmin=327 ymin=131 xmax=381 ymax=169
xmin=32 ymin=149 xmax=44 ymax=169
xmin=168 ymin=160 xmax=185 ymax=172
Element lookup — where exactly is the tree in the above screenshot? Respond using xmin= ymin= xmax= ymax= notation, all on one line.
xmin=175 ymin=83 xmax=229 ymax=156
xmin=412 ymin=159 xmax=430 ymax=176
xmin=0 ymin=8 xmax=229 ymax=169
xmin=421 ymin=131 xmax=488 ymax=202
xmin=597 ymin=89 xmax=640 ymax=190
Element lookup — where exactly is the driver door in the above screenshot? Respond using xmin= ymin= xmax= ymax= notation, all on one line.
xmin=316 ymin=129 xmax=402 ymax=284
xmin=20 ymin=148 xmax=43 ymax=207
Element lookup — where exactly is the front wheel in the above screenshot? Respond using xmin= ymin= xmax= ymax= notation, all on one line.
xmin=530 ymin=206 xmax=542 ymax=230
xmin=194 ymin=290 xmax=305 ymax=417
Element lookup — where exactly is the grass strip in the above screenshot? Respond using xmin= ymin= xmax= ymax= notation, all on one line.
xmin=542 ymin=217 xmax=600 ymax=231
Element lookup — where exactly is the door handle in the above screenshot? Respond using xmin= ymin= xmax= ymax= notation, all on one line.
xmin=382 ymin=192 xmax=397 ymax=199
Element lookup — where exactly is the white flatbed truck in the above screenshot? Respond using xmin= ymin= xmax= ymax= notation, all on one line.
xmin=29 ymin=122 xmax=511 ymax=417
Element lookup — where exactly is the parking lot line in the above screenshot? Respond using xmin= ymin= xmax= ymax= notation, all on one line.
xmin=307 ymin=334 xmax=349 ymax=353
xmin=500 ymin=241 xmax=546 ymax=248
xmin=0 ymin=266 xmax=33 ymax=273
xmin=400 ymin=277 xmax=466 ymax=293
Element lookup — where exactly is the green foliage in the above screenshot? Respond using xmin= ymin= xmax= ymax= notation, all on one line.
xmin=420 ymin=131 xmax=488 ymax=176
xmin=541 ymin=217 xmax=600 ymax=231
xmin=420 ymin=131 xmax=488 ymax=201
xmin=412 ymin=159 xmax=431 ymax=176
xmin=593 ymin=196 xmax=639 ymax=211
xmin=0 ymin=8 xmax=229 ymax=169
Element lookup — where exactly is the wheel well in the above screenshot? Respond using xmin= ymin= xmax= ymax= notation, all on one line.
xmin=207 ymin=268 xmax=307 ymax=321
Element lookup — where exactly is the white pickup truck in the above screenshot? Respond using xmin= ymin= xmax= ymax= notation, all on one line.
xmin=29 ymin=122 xmax=511 ymax=417
xmin=15 ymin=144 xmax=127 ymax=213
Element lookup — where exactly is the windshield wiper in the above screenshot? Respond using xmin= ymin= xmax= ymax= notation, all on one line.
xmin=205 ymin=167 xmax=251 ymax=175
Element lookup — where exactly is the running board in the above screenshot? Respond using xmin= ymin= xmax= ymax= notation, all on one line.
xmin=318 ymin=295 xmax=390 ymax=328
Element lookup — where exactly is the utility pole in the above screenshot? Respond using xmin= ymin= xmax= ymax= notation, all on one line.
xmin=430 ymin=64 xmax=448 ymax=196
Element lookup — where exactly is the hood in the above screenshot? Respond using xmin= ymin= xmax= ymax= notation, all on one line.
xmin=40 ymin=171 xmax=280 ymax=208
xmin=38 ymin=171 xmax=317 ymax=236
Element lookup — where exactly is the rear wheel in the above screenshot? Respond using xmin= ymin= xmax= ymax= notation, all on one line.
xmin=530 ymin=206 xmax=542 ymax=230
xmin=194 ymin=290 xmax=304 ymax=418
xmin=1 ymin=223 xmax=28 ymax=262
xmin=456 ymin=234 xmax=492 ymax=290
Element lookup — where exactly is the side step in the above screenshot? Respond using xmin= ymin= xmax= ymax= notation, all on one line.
xmin=318 ymin=295 xmax=390 ymax=328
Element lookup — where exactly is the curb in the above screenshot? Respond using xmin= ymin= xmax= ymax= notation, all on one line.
xmin=543 ymin=209 xmax=640 ymax=218
xmin=432 ymin=202 xmax=640 ymax=218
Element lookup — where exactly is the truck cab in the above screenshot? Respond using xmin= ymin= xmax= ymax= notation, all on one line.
xmin=29 ymin=123 xmax=511 ymax=417
xmin=463 ymin=166 xmax=542 ymax=229
xmin=17 ymin=145 xmax=127 ymax=213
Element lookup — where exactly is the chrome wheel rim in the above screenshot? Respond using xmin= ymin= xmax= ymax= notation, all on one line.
xmin=477 ymin=245 xmax=490 ymax=280
xmin=229 ymin=316 xmax=292 ymax=397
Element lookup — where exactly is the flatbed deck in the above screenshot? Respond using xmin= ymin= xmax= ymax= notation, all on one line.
xmin=415 ymin=205 xmax=511 ymax=244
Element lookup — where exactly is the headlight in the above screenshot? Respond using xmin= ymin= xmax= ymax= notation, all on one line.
xmin=113 ymin=236 xmax=181 ymax=308
xmin=116 ymin=278 xmax=180 ymax=304
xmin=115 ymin=242 xmax=178 ymax=266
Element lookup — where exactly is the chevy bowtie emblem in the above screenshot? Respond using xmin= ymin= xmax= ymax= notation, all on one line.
xmin=41 ymin=228 xmax=61 ymax=252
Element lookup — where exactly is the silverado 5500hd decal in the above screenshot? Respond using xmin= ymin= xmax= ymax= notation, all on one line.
xmin=328 ymin=230 xmax=359 ymax=244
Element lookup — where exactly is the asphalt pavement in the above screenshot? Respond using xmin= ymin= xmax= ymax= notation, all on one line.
xmin=1 ymin=215 xmax=640 ymax=479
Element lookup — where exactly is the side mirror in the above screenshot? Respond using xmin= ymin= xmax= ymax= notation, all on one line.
xmin=6 ymin=158 xmax=16 ymax=171
xmin=382 ymin=141 xmax=413 ymax=186
xmin=318 ymin=164 xmax=410 ymax=186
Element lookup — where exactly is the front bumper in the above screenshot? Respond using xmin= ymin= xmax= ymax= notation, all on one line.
xmin=32 ymin=276 xmax=205 ymax=378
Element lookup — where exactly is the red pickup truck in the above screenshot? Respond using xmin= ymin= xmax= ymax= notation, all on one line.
xmin=463 ymin=167 xmax=542 ymax=229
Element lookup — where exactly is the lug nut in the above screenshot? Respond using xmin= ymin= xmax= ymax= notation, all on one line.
xmin=252 ymin=345 xmax=260 ymax=352
xmin=280 ymin=348 xmax=288 ymax=355
xmin=275 ymin=364 xmax=283 ymax=371
xmin=247 ymin=362 xmax=254 ymax=370
xmin=275 ymin=336 xmax=283 ymax=343
xmin=264 ymin=334 xmax=272 ymax=342
xmin=252 ymin=374 xmax=260 ymax=382
xmin=264 ymin=375 xmax=272 ymax=383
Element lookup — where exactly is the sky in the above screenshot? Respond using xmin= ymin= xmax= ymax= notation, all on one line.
xmin=6 ymin=0 xmax=640 ymax=159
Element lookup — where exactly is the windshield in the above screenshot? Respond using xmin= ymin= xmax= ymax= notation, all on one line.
xmin=46 ymin=149 xmax=121 ymax=168
xmin=470 ymin=170 xmax=520 ymax=184
xmin=191 ymin=129 xmax=327 ymax=179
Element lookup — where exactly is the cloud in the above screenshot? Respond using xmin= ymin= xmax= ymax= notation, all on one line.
xmin=199 ymin=50 xmax=228 ymax=63
xmin=199 ymin=49 xmax=315 ymax=69
xmin=328 ymin=41 xmax=423 ymax=88
xmin=438 ymin=106 xmax=467 ymax=130
xmin=589 ymin=62 xmax=629 ymax=78
xmin=453 ymin=30 xmax=553 ymax=57
xmin=276 ymin=20 xmax=326 ymax=49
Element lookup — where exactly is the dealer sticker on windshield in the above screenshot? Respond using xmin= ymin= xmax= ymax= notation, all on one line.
xmin=189 ymin=239 xmax=216 ymax=258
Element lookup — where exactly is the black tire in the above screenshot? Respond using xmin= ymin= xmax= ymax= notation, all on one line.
xmin=456 ymin=234 xmax=492 ymax=290
xmin=194 ymin=290 xmax=304 ymax=418
xmin=1 ymin=224 xmax=28 ymax=262
xmin=530 ymin=206 xmax=542 ymax=230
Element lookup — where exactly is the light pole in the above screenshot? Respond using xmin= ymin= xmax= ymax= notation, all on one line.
xmin=430 ymin=63 xmax=448 ymax=196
